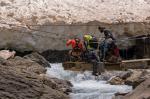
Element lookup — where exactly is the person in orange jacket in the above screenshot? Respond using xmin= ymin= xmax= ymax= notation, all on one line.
xmin=66 ymin=38 xmax=84 ymax=61
xmin=66 ymin=38 xmax=83 ymax=50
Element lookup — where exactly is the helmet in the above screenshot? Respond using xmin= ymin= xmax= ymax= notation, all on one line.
xmin=75 ymin=38 xmax=80 ymax=43
xmin=84 ymin=35 xmax=92 ymax=41
xmin=98 ymin=26 xmax=105 ymax=33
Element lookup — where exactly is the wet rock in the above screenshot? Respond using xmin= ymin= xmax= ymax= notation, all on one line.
xmin=124 ymin=69 xmax=149 ymax=88
xmin=39 ymin=74 xmax=72 ymax=95
xmin=0 ymin=56 xmax=71 ymax=99
xmin=121 ymin=78 xmax=150 ymax=99
xmin=113 ymin=92 xmax=129 ymax=99
xmin=114 ymin=69 xmax=150 ymax=99
xmin=108 ymin=76 xmax=124 ymax=85
xmin=103 ymin=69 xmax=149 ymax=87
xmin=100 ymin=70 xmax=132 ymax=81
xmin=24 ymin=52 xmax=50 ymax=67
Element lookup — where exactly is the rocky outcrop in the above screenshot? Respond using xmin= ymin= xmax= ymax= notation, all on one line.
xmin=111 ymin=69 xmax=150 ymax=99
xmin=24 ymin=52 xmax=51 ymax=67
xmin=41 ymin=50 xmax=70 ymax=63
xmin=0 ymin=53 xmax=72 ymax=99
xmin=124 ymin=69 xmax=149 ymax=88
xmin=0 ymin=22 xmax=150 ymax=52
xmin=115 ymin=78 xmax=150 ymax=99
xmin=106 ymin=69 xmax=150 ymax=87
xmin=108 ymin=76 xmax=125 ymax=85
xmin=99 ymin=70 xmax=131 ymax=81
xmin=40 ymin=75 xmax=72 ymax=95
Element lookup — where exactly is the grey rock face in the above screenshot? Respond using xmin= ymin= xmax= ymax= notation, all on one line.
xmin=0 ymin=22 xmax=150 ymax=52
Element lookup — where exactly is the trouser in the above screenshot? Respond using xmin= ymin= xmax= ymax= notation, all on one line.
xmin=86 ymin=50 xmax=105 ymax=75
xmin=91 ymin=60 xmax=99 ymax=75
xmin=99 ymin=42 xmax=109 ymax=61
xmin=91 ymin=60 xmax=105 ymax=76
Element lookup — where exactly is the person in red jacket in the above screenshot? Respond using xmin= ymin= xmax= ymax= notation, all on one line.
xmin=66 ymin=38 xmax=83 ymax=50
xmin=66 ymin=38 xmax=84 ymax=61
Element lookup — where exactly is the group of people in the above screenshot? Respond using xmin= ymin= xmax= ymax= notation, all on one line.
xmin=66 ymin=26 xmax=120 ymax=75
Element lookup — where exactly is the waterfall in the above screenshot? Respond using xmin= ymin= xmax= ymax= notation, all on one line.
xmin=46 ymin=63 xmax=132 ymax=99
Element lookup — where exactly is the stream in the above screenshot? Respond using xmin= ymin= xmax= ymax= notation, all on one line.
xmin=46 ymin=63 xmax=132 ymax=99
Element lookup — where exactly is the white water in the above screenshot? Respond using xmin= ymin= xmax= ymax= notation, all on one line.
xmin=46 ymin=63 xmax=132 ymax=99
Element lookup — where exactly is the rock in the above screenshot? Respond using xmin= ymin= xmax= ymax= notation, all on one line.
xmin=0 ymin=57 xmax=7 ymax=65
xmin=99 ymin=70 xmax=132 ymax=81
xmin=113 ymin=92 xmax=129 ymax=99
xmin=125 ymin=69 xmax=149 ymax=88
xmin=0 ymin=56 xmax=71 ymax=99
xmin=24 ymin=52 xmax=50 ymax=67
xmin=41 ymin=50 xmax=69 ymax=63
xmin=39 ymin=74 xmax=72 ymax=95
xmin=7 ymin=56 xmax=47 ymax=75
xmin=108 ymin=76 xmax=124 ymax=85
xmin=117 ymin=70 xmax=132 ymax=80
xmin=114 ymin=69 xmax=150 ymax=99
xmin=121 ymin=78 xmax=150 ymax=99
xmin=0 ymin=50 xmax=16 ymax=60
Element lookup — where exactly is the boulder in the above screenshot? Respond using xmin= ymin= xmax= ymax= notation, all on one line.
xmin=106 ymin=69 xmax=150 ymax=87
xmin=0 ymin=56 xmax=71 ymax=99
xmin=39 ymin=74 xmax=72 ymax=95
xmin=0 ymin=50 xmax=16 ymax=60
xmin=108 ymin=76 xmax=124 ymax=85
xmin=99 ymin=70 xmax=132 ymax=81
xmin=125 ymin=69 xmax=149 ymax=88
xmin=6 ymin=56 xmax=47 ymax=75
xmin=121 ymin=78 xmax=150 ymax=99
xmin=24 ymin=52 xmax=51 ymax=67
xmin=114 ymin=69 xmax=150 ymax=99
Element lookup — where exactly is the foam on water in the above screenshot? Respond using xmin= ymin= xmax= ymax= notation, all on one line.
xmin=46 ymin=63 xmax=132 ymax=99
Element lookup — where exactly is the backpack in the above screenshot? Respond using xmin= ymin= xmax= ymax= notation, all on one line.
xmin=73 ymin=41 xmax=82 ymax=52
xmin=89 ymin=36 xmax=98 ymax=49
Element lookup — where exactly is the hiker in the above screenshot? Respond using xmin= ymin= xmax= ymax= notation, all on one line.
xmin=98 ymin=26 xmax=116 ymax=61
xmin=83 ymin=34 xmax=101 ymax=75
xmin=66 ymin=38 xmax=84 ymax=61
xmin=98 ymin=26 xmax=115 ymax=40
xmin=106 ymin=42 xmax=121 ymax=63
xmin=83 ymin=35 xmax=99 ymax=61
xmin=83 ymin=34 xmax=98 ymax=50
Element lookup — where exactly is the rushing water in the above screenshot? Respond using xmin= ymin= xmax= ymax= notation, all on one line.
xmin=46 ymin=63 xmax=132 ymax=99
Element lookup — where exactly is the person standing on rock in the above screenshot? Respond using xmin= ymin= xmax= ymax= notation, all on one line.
xmin=66 ymin=38 xmax=84 ymax=61
xmin=83 ymin=34 xmax=102 ymax=76
xmin=98 ymin=26 xmax=115 ymax=40
xmin=98 ymin=26 xmax=116 ymax=62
